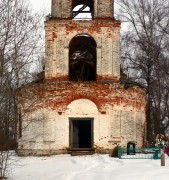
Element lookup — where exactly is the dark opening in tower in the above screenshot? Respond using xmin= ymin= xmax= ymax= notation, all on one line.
xmin=69 ymin=34 xmax=97 ymax=81
xmin=72 ymin=0 xmax=94 ymax=20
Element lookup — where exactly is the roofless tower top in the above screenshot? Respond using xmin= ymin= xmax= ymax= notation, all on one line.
xmin=51 ymin=0 xmax=114 ymax=19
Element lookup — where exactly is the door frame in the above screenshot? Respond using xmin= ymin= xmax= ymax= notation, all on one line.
xmin=69 ymin=117 xmax=94 ymax=149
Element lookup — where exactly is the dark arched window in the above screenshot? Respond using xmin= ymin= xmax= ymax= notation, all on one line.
xmin=69 ymin=34 xmax=97 ymax=81
xmin=72 ymin=0 xmax=93 ymax=20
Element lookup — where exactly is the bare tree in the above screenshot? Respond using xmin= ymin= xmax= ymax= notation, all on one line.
xmin=116 ymin=0 xmax=169 ymax=143
xmin=0 ymin=151 xmax=9 ymax=180
xmin=0 ymin=0 xmax=44 ymax=178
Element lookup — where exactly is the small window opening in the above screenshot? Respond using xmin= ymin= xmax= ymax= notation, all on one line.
xmin=69 ymin=34 xmax=97 ymax=81
xmin=73 ymin=5 xmax=92 ymax=20
xmin=72 ymin=0 xmax=93 ymax=20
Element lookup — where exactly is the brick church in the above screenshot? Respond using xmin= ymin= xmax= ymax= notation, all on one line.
xmin=17 ymin=0 xmax=146 ymax=156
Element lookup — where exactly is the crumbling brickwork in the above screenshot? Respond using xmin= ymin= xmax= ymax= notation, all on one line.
xmin=17 ymin=81 xmax=146 ymax=155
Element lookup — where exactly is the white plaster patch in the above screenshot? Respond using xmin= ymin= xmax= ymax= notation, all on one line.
xmin=66 ymin=99 xmax=98 ymax=115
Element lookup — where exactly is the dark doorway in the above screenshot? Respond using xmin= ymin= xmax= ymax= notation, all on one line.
xmin=70 ymin=118 xmax=93 ymax=149
xmin=69 ymin=34 xmax=97 ymax=81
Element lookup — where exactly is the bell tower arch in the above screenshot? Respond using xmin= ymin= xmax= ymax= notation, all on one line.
xmin=69 ymin=34 xmax=97 ymax=81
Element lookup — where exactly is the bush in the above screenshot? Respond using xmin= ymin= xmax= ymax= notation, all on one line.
xmin=110 ymin=146 xmax=118 ymax=157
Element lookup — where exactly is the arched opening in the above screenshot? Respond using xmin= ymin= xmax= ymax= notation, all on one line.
xmin=69 ymin=34 xmax=97 ymax=81
xmin=72 ymin=0 xmax=94 ymax=20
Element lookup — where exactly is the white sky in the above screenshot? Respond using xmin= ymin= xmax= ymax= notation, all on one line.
xmin=29 ymin=0 xmax=51 ymax=13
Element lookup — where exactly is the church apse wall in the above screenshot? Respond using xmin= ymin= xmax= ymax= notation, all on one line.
xmin=17 ymin=81 xmax=146 ymax=155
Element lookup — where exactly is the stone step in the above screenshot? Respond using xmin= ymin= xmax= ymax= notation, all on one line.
xmin=70 ymin=151 xmax=95 ymax=156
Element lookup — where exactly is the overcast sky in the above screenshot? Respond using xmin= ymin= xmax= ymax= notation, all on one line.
xmin=29 ymin=0 xmax=51 ymax=13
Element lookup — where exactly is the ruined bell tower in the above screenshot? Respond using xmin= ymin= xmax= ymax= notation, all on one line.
xmin=45 ymin=0 xmax=120 ymax=82
xmin=17 ymin=0 xmax=146 ymax=156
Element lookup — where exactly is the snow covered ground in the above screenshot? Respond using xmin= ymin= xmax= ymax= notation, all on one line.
xmin=8 ymin=152 xmax=169 ymax=180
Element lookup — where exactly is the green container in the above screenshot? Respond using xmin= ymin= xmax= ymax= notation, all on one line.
xmin=153 ymin=149 xmax=159 ymax=159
